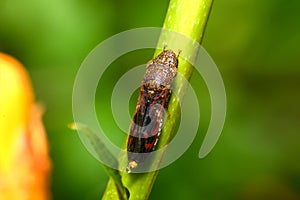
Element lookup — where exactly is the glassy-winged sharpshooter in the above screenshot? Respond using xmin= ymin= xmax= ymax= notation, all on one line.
xmin=126 ymin=48 xmax=179 ymax=173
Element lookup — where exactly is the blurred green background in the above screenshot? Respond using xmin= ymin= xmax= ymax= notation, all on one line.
xmin=1 ymin=0 xmax=300 ymax=199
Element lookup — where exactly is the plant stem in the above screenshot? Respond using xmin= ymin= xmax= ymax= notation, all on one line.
xmin=102 ymin=0 xmax=213 ymax=199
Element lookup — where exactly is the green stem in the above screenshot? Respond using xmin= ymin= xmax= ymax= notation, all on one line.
xmin=102 ymin=0 xmax=213 ymax=199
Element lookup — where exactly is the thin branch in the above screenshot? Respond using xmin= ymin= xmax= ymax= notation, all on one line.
xmin=102 ymin=0 xmax=213 ymax=199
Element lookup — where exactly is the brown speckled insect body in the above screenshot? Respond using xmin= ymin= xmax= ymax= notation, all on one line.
xmin=127 ymin=49 xmax=179 ymax=172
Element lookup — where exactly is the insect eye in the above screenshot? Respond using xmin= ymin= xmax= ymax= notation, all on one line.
xmin=167 ymin=58 xmax=173 ymax=64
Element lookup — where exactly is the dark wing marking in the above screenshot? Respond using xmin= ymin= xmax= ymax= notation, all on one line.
xmin=127 ymin=87 xmax=171 ymax=163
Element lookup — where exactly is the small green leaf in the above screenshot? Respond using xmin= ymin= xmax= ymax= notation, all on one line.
xmin=69 ymin=123 xmax=129 ymax=200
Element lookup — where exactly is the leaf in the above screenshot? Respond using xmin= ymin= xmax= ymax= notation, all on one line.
xmin=69 ymin=123 xmax=129 ymax=200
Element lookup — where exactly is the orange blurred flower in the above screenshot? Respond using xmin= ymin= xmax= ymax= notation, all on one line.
xmin=0 ymin=53 xmax=51 ymax=199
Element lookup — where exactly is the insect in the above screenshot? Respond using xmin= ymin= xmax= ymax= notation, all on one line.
xmin=126 ymin=48 xmax=180 ymax=173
